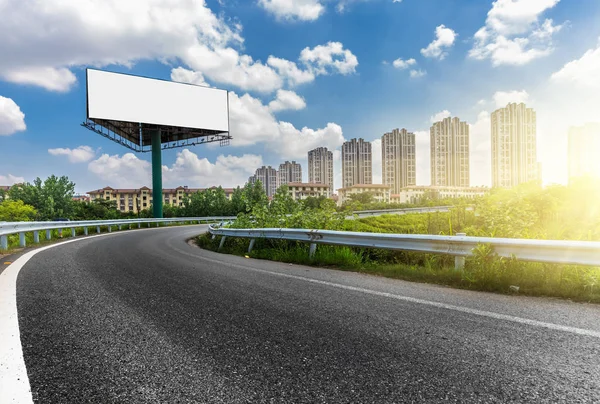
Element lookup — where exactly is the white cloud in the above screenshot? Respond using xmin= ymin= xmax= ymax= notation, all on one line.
xmin=469 ymin=111 xmax=492 ymax=187
xmin=0 ymin=96 xmax=26 ymax=136
xmin=393 ymin=0 xmax=402 ymax=3
xmin=267 ymin=56 xmax=316 ymax=86
xmin=430 ymin=110 xmax=451 ymax=123
xmin=409 ymin=69 xmax=427 ymax=78
xmin=421 ymin=25 xmax=457 ymax=60
xmin=299 ymin=42 xmax=358 ymax=75
xmin=258 ymin=0 xmax=325 ymax=21
xmin=268 ymin=89 xmax=307 ymax=112
xmin=276 ymin=122 xmax=344 ymax=160
xmin=87 ymin=149 xmax=263 ymax=188
xmin=469 ymin=0 xmax=563 ymax=66
xmin=170 ymin=67 xmax=208 ymax=87
xmin=163 ymin=150 xmax=263 ymax=187
xmin=0 ymin=174 xmax=25 ymax=185
xmin=493 ymin=90 xmax=530 ymax=108
xmin=48 ymin=145 xmax=96 ymax=163
xmin=88 ymin=153 xmax=151 ymax=188
xmin=392 ymin=58 xmax=416 ymax=69
xmin=551 ymin=39 xmax=600 ymax=88
xmin=227 ymin=90 xmax=345 ymax=158
xmin=0 ymin=0 xmax=243 ymax=90
xmin=0 ymin=1 xmax=357 ymax=95
xmin=2 ymin=67 xmax=77 ymax=93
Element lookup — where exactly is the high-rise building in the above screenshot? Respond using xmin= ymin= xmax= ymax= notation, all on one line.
xmin=308 ymin=147 xmax=334 ymax=188
xmin=430 ymin=117 xmax=470 ymax=187
xmin=568 ymin=123 xmax=600 ymax=182
xmin=491 ymin=103 xmax=538 ymax=188
xmin=382 ymin=128 xmax=416 ymax=193
xmin=254 ymin=166 xmax=278 ymax=197
xmin=341 ymin=138 xmax=372 ymax=188
xmin=277 ymin=161 xmax=302 ymax=188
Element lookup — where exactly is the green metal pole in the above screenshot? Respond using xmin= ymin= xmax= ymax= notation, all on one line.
xmin=151 ymin=130 xmax=163 ymax=218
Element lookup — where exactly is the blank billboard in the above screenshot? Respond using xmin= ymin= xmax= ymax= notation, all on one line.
xmin=86 ymin=69 xmax=229 ymax=132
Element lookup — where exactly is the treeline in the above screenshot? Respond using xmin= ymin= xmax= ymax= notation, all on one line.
xmin=0 ymin=175 xmax=337 ymax=222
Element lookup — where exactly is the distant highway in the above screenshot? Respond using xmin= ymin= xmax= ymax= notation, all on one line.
xmin=4 ymin=225 xmax=600 ymax=403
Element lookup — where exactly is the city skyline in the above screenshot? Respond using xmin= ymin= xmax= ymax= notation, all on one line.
xmin=1 ymin=1 xmax=599 ymax=193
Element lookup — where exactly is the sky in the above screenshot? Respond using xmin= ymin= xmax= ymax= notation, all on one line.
xmin=1 ymin=0 xmax=599 ymax=194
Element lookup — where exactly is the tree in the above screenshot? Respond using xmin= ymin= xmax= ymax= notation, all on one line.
xmin=9 ymin=175 xmax=75 ymax=220
xmin=229 ymin=186 xmax=246 ymax=215
xmin=270 ymin=185 xmax=297 ymax=216
xmin=0 ymin=200 xmax=37 ymax=221
xmin=348 ymin=192 xmax=375 ymax=205
xmin=243 ymin=180 xmax=268 ymax=213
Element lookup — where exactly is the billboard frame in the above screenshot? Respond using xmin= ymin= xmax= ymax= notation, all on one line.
xmin=81 ymin=68 xmax=232 ymax=218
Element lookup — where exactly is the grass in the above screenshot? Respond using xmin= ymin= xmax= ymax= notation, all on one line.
xmin=196 ymin=233 xmax=600 ymax=304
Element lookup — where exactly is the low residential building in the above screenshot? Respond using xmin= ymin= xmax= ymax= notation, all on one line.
xmin=72 ymin=194 xmax=91 ymax=202
xmin=87 ymin=186 xmax=235 ymax=213
xmin=286 ymin=182 xmax=331 ymax=200
xmin=337 ymin=184 xmax=392 ymax=206
xmin=389 ymin=186 xmax=489 ymax=204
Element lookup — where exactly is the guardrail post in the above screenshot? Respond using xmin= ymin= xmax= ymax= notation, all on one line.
xmin=248 ymin=239 xmax=255 ymax=253
xmin=454 ymin=233 xmax=466 ymax=270
xmin=58 ymin=229 xmax=63 ymax=238
xmin=309 ymin=243 xmax=317 ymax=259
xmin=19 ymin=232 xmax=26 ymax=247
xmin=108 ymin=225 xmax=112 ymax=233
xmin=33 ymin=231 xmax=39 ymax=244
xmin=71 ymin=228 xmax=76 ymax=237
xmin=138 ymin=222 xmax=141 ymax=229
xmin=96 ymin=226 xmax=101 ymax=234
xmin=46 ymin=229 xmax=51 ymax=240
xmin=118 ymin=225 xmax=122 ymax=230
xmin=1 ymin=235 xmax=8 ymax=251
xmin=84 ymin=227 xmax=88 ymax=236
xmin=218 ymin=236 xmax=227 ymax=251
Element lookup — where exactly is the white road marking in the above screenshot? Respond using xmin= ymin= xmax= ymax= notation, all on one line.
xmin=0 ymin=226 xmax=203 ymax=404
xmin=185 ymin=249 xmax=600 ymax=340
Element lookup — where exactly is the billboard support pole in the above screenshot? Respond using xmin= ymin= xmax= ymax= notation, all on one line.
xmin=152 ymin=130 xmax=163 ymax=218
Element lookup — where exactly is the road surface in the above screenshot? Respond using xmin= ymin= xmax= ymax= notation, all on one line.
xmin=8 ymin=225 xmax=600 ymax=402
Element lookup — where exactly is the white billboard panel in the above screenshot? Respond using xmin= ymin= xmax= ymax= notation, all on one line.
xmin=87 ymin=69 xmax=229 ymax=132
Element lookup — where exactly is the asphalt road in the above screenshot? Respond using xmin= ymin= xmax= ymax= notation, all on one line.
xmin=14 ymin=225 xmax=600 ymax=403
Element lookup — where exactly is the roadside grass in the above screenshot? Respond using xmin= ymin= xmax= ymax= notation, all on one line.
xmin=196 ymin=232 xmax=600 ymax=304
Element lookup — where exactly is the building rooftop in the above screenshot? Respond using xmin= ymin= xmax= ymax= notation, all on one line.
xmin=287 ymin=182 xmax=330 ymax=188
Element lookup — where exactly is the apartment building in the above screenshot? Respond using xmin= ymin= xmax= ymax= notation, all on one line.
xmin=491 ymin=103 xmax=538 ymax=188
xmin=277 ymin=161 xmax=303 ymax=188
xmin=390 ymin=186 xmax=489 ymax=204
xmin=342 ymin=138 xmax=372 ymax=188
xmin=568 ymin=123 xmax=600 ymax=182
xmin=337 ymin=184 xmax=391 ymax=206
xmin=382 ymin=128 xmax=416 ymax=194
xmin=87 ymin=186 xmax=235 ymax=213
xmin=287 ymin=183 xmax=331 ymax=200
xmin=253 ymin=166 xmax=278 ymax=198
xmin=308 ymin=147 xmax=334 ymax=188
xmin=430 ymin=117 xmax=470 ymax=187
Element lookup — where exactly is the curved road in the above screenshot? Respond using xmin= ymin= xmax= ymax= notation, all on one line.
xmin=9 ymin=225 xmax=600 ymax=402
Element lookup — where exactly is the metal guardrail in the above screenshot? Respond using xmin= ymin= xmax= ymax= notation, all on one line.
xmin=349 ymin=205 xmax=472 ymax=219
xmin=208 ymin=226 xmax=600 ymax=269
xmin=0 ymin=217 xmax=235 ymax=251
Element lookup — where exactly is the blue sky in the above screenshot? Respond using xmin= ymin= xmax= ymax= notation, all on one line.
xmin=1 ymin=0 xmax=599 ymax=193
